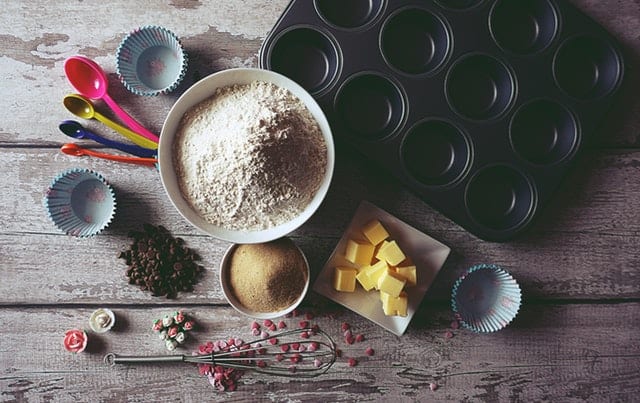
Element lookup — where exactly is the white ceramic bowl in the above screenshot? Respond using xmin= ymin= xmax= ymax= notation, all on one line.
xmin=219 ymin=242 xmax=310 ymax=319
xmin=158 ymin=68 xmax=335 ymax=243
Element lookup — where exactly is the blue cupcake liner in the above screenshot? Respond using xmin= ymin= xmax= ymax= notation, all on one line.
xmin=451 ymin=264 xmax=521 ymax=333
xmin=44 ymin=168 xmax=117 ymax=237
xmin=116 ymin=25 xmax=188 ymax=96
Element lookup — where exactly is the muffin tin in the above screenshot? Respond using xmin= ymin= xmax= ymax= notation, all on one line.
xmin=259 ymin=0 xmax=624 ymax=241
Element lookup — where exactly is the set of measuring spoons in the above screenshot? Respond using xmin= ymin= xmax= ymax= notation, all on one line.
xmin=61 ymin=55 xmax=159 ymax=166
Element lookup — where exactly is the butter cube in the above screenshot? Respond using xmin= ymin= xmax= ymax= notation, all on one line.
xmin=344 ymin=239 xmax=375 ymax=266
xmin=362 ymin=220 xmax=389 ymax=246
xmin=333 ymin=267 xmax=358 ymax=292
xmin=394 ymin=265 xmax=417 ymax=287
xmin=364 ymin=260 xmax=388 ymax=289
xmin=376 ymin=240 xmax=406 ymax=266
xmin=380 ymin=291 xmax=408 ymax=317
xmin=377 ymin=269 xmax=406 ymax=297
xmin=356 ymin=269 xmax=376 ymax=291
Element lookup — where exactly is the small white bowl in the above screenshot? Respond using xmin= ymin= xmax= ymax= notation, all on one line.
xmin=219 ymin=241 xmax=310 ymax=319
xmin=158 ymin=68 xmax=335 ymax=243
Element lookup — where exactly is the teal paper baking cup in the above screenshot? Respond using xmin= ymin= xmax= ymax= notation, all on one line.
xmin=451 ymin=264 xmax=521 ymax=333
xmin=44 ymin=168 xmax=116 ymax=237
xmin=116 ymin=25 xmax=188 ymax=96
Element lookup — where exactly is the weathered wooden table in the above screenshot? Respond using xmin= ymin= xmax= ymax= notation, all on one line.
xmin=1 ymin=1 xmax=639 ymax=401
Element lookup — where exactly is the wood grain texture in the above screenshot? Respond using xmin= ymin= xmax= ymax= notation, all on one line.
xmin=1 ymin=147 xmax=639 ymax=303
xmin=0 ymin=0 xmax=638 ymax=401
xmin=1 ymin=304 xmax=638 ymax=402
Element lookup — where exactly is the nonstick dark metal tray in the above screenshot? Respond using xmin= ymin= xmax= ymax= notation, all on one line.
xmin=259 ymin=0 xmax=624 ymax=241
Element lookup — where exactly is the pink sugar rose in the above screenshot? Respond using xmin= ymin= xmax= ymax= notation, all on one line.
xmin=63 ymin=329 xmax=87 ymax=353
xmin=168 ymin=326 xmax=179 ymax=338
xmin=183 ymin=320 xmax=194 ymax=331
xmin=174 ymin=311 xmax=185 ymax=324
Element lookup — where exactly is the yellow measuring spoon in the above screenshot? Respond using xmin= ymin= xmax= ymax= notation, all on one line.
xmin=63 ymin=94 xmax=158 ymax=150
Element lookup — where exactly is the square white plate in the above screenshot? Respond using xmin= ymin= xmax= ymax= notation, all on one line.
xmin=312 ymin=200 xmax=451 ymax=336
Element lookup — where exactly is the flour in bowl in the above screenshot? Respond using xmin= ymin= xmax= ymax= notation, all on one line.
xmin=174 ymin=81 xmax=327 ymax=231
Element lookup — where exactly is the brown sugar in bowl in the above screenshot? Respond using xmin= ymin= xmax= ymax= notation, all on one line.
xmin=220 ymin=237 xmax=310 ymax=319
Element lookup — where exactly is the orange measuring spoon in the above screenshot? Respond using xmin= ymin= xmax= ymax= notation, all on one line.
xmin=61 ymin=143 xmax=158 ymax=167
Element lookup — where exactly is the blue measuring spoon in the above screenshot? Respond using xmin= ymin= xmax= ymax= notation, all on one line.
xmin=59 ymin=120 xmax=157 ymax=158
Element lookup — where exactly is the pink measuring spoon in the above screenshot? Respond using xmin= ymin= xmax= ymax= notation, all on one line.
xmin=64 ymin=56 xmax=160 ymax=143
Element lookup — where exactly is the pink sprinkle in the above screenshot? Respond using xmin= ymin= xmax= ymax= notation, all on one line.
xmin=308 ymin=342 xmax=318 ymax=351
xmin=341 ymin=322 xmax=350 ymax=332
xmin=313 ymin=358 xmax=322 ymax=368
xmin=300 ymin=331 xmax=309 ymax=339
xmin=252 ymin=328 xmax=260 ymax=336
xmin=429 ymin=382 xmax=438 ymax=391
xmin=299 ymin=320 xmax=309 ymax=329
xmin=312 ymin=324 xmax=320 ymax=333
xmin=268 ymin=338 xmax=278 ymax=345
xmin=275 ymin=354 xmax=284 ymax=362
xmin=219 ymin=340 xmax=227 ymax=349
xmin=365 ymin=347 xmax=374 ymax=356
xmin=444 ymin=331 xmax=454 ymax=339
xmin=251 ymin=321 xmax=260 ymax=330
xmin=284 ymin=312 xmax=293 ymax=318
xmin=291 ymin=342 xmax=300 ymax=350
xmin=281 ymin=344 xmax=290 ymax=352
xmin=348 ymin=357 xmax=357 ymax=367
xmin=345 ymin=335 xmax=355 ymax=345
xmin=355 ymin=334 xmax=365 ymax=343
xmin=343 ymin=329 xmax=352 ymax=338
xmin=298 ymin=344 xmax=307 ymax=352
xmin=263 ymin=319 xmax=273 ymax=327
xmin=257 ymin=360 xmax=266 ymax=368
xmin=278 ymin=321 xmax=287 ymax=329
xmin=292 ymin=309 xmax=299 ymax=317
xmin=260 ymin=330 xmax=269 ymax=339
xmin=290 ymin=354 xmax=301 ymax=363
xmin=234 ymin=338 xmax=244 ymax=347
xmin=258 ymin=347 xmax=267 ymax=355
xmin=305 ymin=312 xmax=314 ymax=320
xmin=268 ymin=323 xmax=276 ymax=331
xmin=227 ymin=382 xmax=236 ymax=391
xmin=451 ymin=321 xmax=460 ymax=330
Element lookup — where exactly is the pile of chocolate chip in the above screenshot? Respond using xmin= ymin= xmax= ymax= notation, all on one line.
xmin=118 ymin=224 xmax=204 ymax=298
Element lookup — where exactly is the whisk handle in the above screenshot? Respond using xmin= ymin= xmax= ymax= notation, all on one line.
xmin=104 ymin=353 xmax=186 ymax=365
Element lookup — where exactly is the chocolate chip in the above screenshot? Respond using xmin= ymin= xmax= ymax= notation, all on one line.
xmin=119 ymin=223 xmax=204 ymax=298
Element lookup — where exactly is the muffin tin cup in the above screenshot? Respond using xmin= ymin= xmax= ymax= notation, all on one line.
xmin=465 ymin=164 xmax=537 ymax=233
xmin=314 ymin=0 xmax=385 ymax=30
xmin=510 ymin=99 xmax=580 ymax=165
xmin=451 ymin=264 xmax=522 ymax=333
xmin=44 ymin=168 xmax=116 ymax=237
xmin=400 ymin=119 xmax=472 ymax=188
xmin=490 ymin=0 xmax=560 ymax=55
xmin=263 ymin=25 xmax=341 ymax=96
xmin=260 ymin=0 xmax=624 ymax=241
xmin=445 ymin=53 xmax=517 ymax=121
xmin=380 ymin=7 xmax=451 ymax=75
xmin=334 ymin=72 xmax=407 ymax=141
xmin=553 ymin=35 xmax=623 ymax=100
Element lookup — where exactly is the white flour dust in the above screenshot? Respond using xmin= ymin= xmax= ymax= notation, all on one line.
xmin=174 ymin=81 xmax=327 ymax=231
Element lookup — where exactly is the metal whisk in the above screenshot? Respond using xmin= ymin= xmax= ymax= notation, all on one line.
xmin=104 ymin=328 xmax=337 ymax=377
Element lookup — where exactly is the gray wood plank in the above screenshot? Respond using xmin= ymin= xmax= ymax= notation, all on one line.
xmin=2 ymin=148 xmax=639 ymax=303
xmin=0 ymin=303 xmax=637 ymax=402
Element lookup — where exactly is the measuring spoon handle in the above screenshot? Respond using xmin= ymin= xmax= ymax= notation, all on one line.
xmin=101 ymin=94 xmax=160 ymax=143
xmin=84 ymin=131 xmax=157 ymax=158
xmin=93 ymin=110 xmax=158 ymax=150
